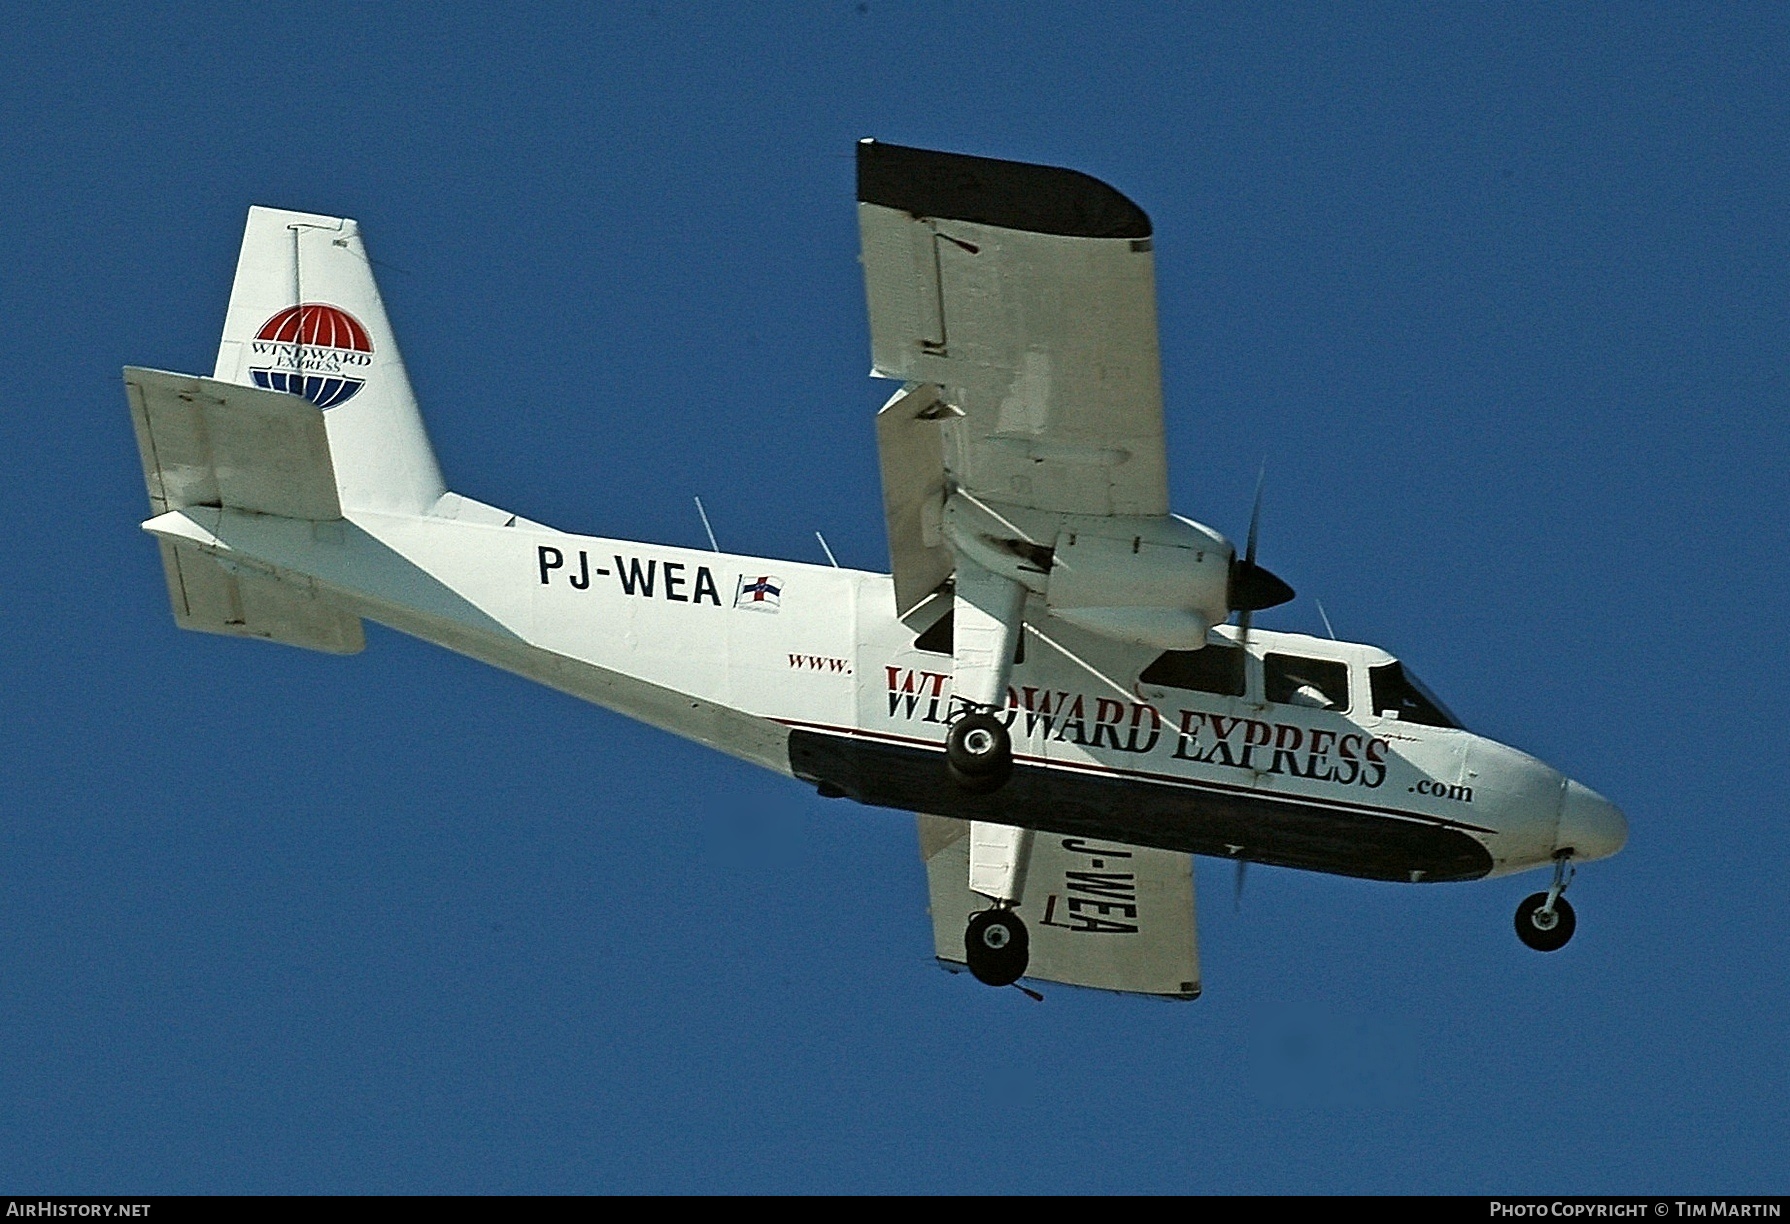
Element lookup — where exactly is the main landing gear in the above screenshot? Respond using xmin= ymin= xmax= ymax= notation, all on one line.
xmin=946 ymin=710 xmax=1013 ymax=793
xmin=965 ymin=905 xmax=1030 ymax=986
xmin=1515 ymin=853 xmax=1577 ymax=952
xmin=942 ymin=558 xmax=1024 ymax=795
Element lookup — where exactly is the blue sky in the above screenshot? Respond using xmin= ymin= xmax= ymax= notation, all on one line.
xmin=2 ymin=3 xmax=1785 ymax=1192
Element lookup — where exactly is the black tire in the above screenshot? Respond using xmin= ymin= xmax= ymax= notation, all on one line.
xmin=946 ymin=711 xmax=1012 ymax=793
xmin=964 ymin=908 xmax=1030 ymax=987
xmin=1514 ymin=892 xmax=1577 ymax=952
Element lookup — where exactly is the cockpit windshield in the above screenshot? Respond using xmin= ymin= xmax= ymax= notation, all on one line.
xmin=1369 ymin=662 xmax=1464 ymax=729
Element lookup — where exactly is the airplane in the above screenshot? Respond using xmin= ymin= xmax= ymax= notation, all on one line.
xmin=121 ymin=140 xmax=1627 ymax=1000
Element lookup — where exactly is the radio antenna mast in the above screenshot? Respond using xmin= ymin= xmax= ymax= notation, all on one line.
xmin=693 ymin=496 xmax=720 ymax=552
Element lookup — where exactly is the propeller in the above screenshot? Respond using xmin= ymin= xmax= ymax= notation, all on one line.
xmin=1228 ymin=468 xmax=1295 ymax=643
xmin=1227 ymin=470 xmax=1282 ymax=916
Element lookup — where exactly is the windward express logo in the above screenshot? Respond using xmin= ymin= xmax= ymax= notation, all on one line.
xmin=249 ymin=303 xmax=373 ymax=408
xmin=884 ymin=668 xmax=1393 ymax=790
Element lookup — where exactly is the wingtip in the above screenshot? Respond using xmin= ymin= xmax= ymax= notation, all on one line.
xmin=856 ymin=140 xmax=1151 ymax=239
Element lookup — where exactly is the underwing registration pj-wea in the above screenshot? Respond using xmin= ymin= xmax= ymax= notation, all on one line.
xmin=123 ymin=141 xmax=1627 ymax=998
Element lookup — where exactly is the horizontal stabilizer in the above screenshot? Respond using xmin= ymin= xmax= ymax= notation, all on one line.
xmin=126 ymin=367 xmax=364 ymax=653
xmin=919 ymin=815 xmax=1200 ymax=999
xmin=155 ymin=538 xmax=364 ymax=654
xmin=125 ymin=367 xmax=342 ymax=520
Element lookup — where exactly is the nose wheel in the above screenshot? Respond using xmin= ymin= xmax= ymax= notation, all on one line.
xmin=946 ymin=711 xmax=1013 ymax=793
xmin=964 ymin=906 xmax=1030 ymax=986
xmin=1515 ymin=854 xmax=1577 ymax=952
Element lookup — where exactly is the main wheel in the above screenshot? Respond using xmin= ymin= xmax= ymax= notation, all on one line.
xmin=964 ymin=908 xmax=1030 ymax=987
xmin=1514 ymin=892 xmax=1577 ymax=952
xmin=946 ymin=711 xmax=1012 ymax=793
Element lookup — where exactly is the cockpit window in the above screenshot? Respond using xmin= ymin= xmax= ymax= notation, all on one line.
xmin=1139 ymin=642 xmax=1246 ymax=697
xmin=1370 ymin=662 xmax=1463 ymax=729
xmin=1264 ymin=654 xmax=1350 ymax=711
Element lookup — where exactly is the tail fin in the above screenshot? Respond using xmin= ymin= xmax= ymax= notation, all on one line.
xmin=211 ymin=206 xmax=445 ymax=516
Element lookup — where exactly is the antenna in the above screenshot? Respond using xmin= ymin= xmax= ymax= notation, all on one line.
xmin=290 ymin=226 xmax=304 ymax=395
xmin=815 ymin=531 xmax=840 ymax=568
xmin=1315 ymin=599 xmax=1337 ymax=640
xmin=693 ymin=496 xmax=720 ymax=552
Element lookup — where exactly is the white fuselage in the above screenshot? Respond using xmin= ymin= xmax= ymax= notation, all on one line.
xmin=145 ymin=501 xmax=1625 ymax=884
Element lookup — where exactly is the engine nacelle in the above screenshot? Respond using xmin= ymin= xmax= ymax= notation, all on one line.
xmin=1045 ymin=518 xmax=1232 ymax=649
xmin=938 ymin=494 xmax=1234 ymax=651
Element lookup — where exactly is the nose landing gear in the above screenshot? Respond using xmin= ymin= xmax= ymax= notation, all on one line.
xmin=1515 ymin=853 xmax=1577 ymax=952
xmin=964 ymin=906 xmax=1030 ymax=986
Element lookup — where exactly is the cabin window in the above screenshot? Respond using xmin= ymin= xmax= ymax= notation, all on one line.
xmin=1264 ymin=654 xmax=1349 ymax=711
xmin=913 ymin=611 xmax=1023 ymax=663
xmin=1139 ymin=643 xmax=1246 ymax=697
xmin=1370 ymin=662 xmax=1463 ymax=729
xmin=914 ymin=611 xmax=953 ymax=655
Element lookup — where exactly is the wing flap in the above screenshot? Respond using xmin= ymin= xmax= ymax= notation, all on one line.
xmin=919 ymin=815 xmax=1200 ymax=999
xmin=875 ymin=384 xmax=954 ymax=616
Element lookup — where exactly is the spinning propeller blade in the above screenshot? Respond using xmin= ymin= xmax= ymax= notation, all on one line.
xmin=1229 ymin=468 xmax=1295 ymax=641
xmin=1246 ymin=466 xmax=1264 ymax=570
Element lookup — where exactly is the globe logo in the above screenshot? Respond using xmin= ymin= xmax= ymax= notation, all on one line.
xmin=248 ymin=303 xmax=374 ymax=408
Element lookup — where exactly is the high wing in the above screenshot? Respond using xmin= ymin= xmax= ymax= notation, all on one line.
xmin=918 ymin=816 xmax=1200 ymax=999
xmin=860 ymin=140 xmax=1168 ymax=612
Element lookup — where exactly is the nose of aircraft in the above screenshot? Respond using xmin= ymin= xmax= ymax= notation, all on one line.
xmin=1557 ymin=780 xmax=1628 ymax=861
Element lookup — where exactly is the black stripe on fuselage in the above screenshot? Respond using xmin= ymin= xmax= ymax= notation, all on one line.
xmin=788 ymin=728 xmax=1493 ymax=884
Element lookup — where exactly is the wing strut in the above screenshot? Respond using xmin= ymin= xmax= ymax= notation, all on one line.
xmin=950 ymin=560 xmax=1025 ymax=712
xmin=969 ymin=820 xmax=1033 ymax=905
